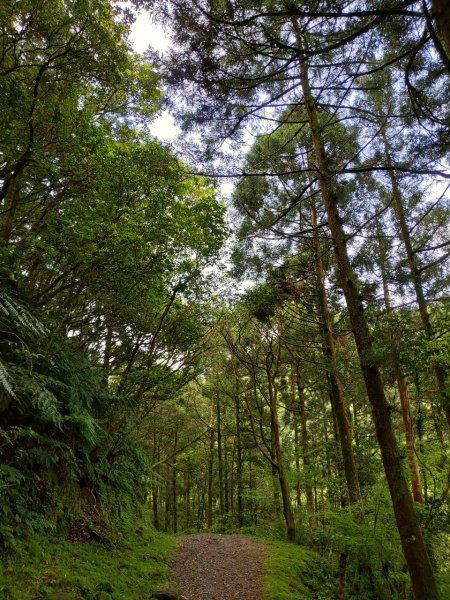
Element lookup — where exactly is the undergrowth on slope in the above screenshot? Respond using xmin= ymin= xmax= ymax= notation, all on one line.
xmin=263 ymin=539 xmax=334 ymax=600
xmin=0 ymin=516 xmax=177 ymax=599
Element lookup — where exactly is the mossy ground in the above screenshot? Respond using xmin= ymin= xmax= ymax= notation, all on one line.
xmin=0 ymin=519 xmax=177 ymax=599
xmin=263 ymin=539 xmax=333 ymax=600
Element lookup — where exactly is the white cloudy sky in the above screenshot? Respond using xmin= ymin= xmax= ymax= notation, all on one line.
xmin=129 ymin=10 xmax=236 ymax=199
xmin=130 ymin=12 xmax=181 ymax=141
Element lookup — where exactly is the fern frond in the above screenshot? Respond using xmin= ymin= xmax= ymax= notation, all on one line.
xmin=0 ymin=291 xmax=47 ymax=336
xmin=31 ymin=389 xmax=62 ymax=426
xmin=0 ymin=358 xmax=15 ymax=398
xmin=65 ymin=412 xmax=101 ymax=445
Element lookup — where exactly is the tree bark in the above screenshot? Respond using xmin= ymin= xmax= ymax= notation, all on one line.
xmin=267 ymin=352 xmax=296 ymax=541
xmin=296 ymin=364 xmax=316 ymax=527
xmin=216 ymin=394 xmax=225 ymax=520
xmin=431 ymin=0 xmax=450 ymax=62
xmin=184 ymin=470 xmax=191 ymax=530
xmin=207 ymin=412 xmax=215 ymax=528
xmin=290 ymin=366 xmax=302 ymax=507
xmin=171 ymin=432 xmax=178 ymax=533
xmin=234 ymin=392 xmax=244 ymax=527
xmin=310 ymin=199 xmax=362 ymax=506
xmin=397 ymin=374 xmax=424 ymax=503
xmin=376 ymin=220 xmax=424 ymax=503
xmin=152 ymin=436 xmax=160 ymax=529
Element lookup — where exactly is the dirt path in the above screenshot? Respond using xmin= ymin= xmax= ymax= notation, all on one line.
xmin=170 ymin=533 xmax=265 ymax=600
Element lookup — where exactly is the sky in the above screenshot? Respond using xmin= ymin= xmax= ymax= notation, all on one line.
xmin=129 ymin=10 xmax=237 ymax=202
xmin=129 ymin=11 xmax=245 ymax=294
xmin=130 ymin=12 xmax=181 ymax=142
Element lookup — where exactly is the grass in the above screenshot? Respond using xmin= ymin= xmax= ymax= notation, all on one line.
xmin=211 ymin=520 xmax=335 ymax=599
xmin=0 ymin=518 xmax=177 ymax=599
xmin=263 ymin=539 xmax=334 ymax=600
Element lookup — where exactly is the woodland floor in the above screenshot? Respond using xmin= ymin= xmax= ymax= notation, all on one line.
xmin=170 ymin=534 xmax=265 ymax=600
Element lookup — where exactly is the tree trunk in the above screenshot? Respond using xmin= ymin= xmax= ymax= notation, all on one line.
xmin=172 ymin=432 xmax=178 ymax=533
xmin=380 ymin=128 xmax=450 ymax=430
xmin=234 ymin=393 xmax=244 ymax=527
xmin=397 ymin=374 xmax=424 ymax=503
xmin=299 ymin=53 xmax=439 ymax=600
xmin=184 ymin=471 xmax=191 ymax=530
xmin=152 ymin=438 xmax=160 ymax=529
xmin=164 ymin=475 xmax=171 ymax=532
xmin=224 ymin=434 xmax=230 ymax=515
xmin=296 ymin=364 xmax=316 ymax=527
xmin=291 ymin=366 xmax=302 ymax=507
xmin=207 ymin=415 xmax=215 ymax=528
xmin=152 ymin=481 xmax=159 ymax=529
xmin=216 ymin=394 xmax=225 ymax=520
xmin=267 ymin=359 xmax=296 ymax=541
xmin=270 ymin=435 xmax=282 ymax=517
xmin=310 ymin=199 xmax=362 ymax=506
xmin=376 ymin=218 xmax=424 ymax=503
xmin=431 ymin=0 xmax=450 ymax=62
xmin=102 ymin=326 xmax=113 ymax=388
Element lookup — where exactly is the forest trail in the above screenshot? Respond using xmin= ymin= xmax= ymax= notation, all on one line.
xmin=170 ymin=534 xmax=265 ymax=600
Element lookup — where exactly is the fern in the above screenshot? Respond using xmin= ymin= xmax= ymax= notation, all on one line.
xmin=65 ymin=412 xmax=101 ymax=446
xmin=0 ymin=358 xmax=15 ymax=398
xmin=0 ymin=290 xmax=46 ymax=336
xmin=0 ymin=465 xmax=24 ymax=485
xmin=31 ymin=389 xmax=62 ymax=426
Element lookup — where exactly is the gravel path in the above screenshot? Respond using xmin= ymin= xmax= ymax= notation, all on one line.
xmin=170 ymin=533 xmax=265 ymax=600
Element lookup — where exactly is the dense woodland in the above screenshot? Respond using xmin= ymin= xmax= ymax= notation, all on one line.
xmin=0 ymin=1 xmax=449 ymax=599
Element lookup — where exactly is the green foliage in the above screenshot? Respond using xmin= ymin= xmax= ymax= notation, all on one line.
xmin=263 ymin=539 xmax=334 ymax=600
xmin=0 ymin=517 xmax=176 ymax=599
xmin=0 ymin=0 xmax=226 ymax=552
xmin=0 ymin=290 xmax=147 ymax=547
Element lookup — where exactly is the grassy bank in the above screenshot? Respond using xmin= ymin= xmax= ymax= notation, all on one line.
xmin=263 ymin=539 xmax=333 ymax=600
xmin=0 ymin=520 xmax=176 ymax=599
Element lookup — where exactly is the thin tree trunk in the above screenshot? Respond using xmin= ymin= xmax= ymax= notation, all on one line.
xmin=298 ymin=51 xmax=439 ymax=600
xmin=310 ymin=199 xmax=362 ymax=505
xmin=152 ymin=437 xmax=160 ymax=529
xmin=184 ymin=471 xmax=191 ymax=530
xmin=380 ymin=128 xmax=450 ymax=430
xmin=296 ymin=363 xmax=316 ymax=527
xmin=267 ymin=356 xmax=296 ymax=541
xmin=397 ymin=374 xmax=424 ymax=503
xmin=172 ymin=432 xmax=178 ymax=533
xmin=102 ymin=325 xmax=112 ymax=388
xmin=234 ymin=393 xmax=244 ymax=527
xmin=376 ymin=219 xmax=424 ymax=503
xmin=216 ymin=394 xmax=225 ymax=520
xmin=164 ymin=474 xmax=171 ymax=532
xmin=270 ymin=436 xmax=282 ymax=517
xmin=291 ymin=366 xmax=302 ymax=507
xmin=224 ymin=433 xmax=230 ymax=515
xmin=152 ymin=481 xmax=159 ymax=529
xmin=207 ymin=413 xmax=215 ymax=528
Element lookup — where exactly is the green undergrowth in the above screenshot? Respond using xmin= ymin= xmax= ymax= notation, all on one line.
xmin=263 ymin=539 xmax=333 ymax=600
xmin=0 ymin=518 xmax=177 ymax=600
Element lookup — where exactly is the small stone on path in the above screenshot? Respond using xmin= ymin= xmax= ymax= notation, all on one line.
xmin=152 ymin=591 xmax=186 ymax=600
